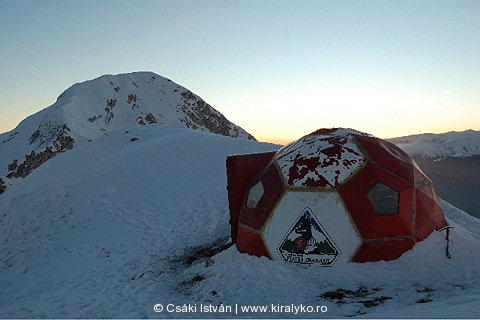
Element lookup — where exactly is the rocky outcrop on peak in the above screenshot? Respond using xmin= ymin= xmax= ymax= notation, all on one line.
xmin=0 ymin=71 xmax=255 ymax=194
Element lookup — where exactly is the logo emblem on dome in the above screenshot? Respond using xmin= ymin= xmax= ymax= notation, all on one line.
xmin=278 ymin=207 xmax=340 ymax=266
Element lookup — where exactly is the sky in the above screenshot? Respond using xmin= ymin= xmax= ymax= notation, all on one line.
xmin=1 ymin=0 xmax=479 ymax=144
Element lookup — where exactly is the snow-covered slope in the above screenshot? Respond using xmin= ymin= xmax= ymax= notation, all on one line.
xmin=0 ymin=126 xmax=479 ymax=318
xmin=0 ymin=71 xmax=254 ymax=193
xmin=388 ymin=130 xmax=480 ymax=158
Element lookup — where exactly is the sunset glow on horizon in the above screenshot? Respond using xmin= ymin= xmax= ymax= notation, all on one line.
xmin=1 ymin=0 xmax=479 ymax=144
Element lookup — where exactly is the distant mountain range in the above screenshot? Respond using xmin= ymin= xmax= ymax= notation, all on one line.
xmin=388 ymin=131 xmax=480 ymax=218
xmin=388 ymin=130 xmax=480 ymax=158
xmin=0 ymin=72 xmax=254 ymax=193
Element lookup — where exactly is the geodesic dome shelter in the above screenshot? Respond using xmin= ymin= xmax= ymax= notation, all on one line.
xmin=226 ymin=128 xmax=446 ymax=266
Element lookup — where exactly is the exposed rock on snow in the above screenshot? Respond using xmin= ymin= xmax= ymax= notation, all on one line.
xmin=0 ymin=71 xmax=254 ymax=193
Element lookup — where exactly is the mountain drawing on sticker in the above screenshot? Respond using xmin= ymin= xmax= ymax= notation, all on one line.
xmin=278 ymin=207 xmax=340 ymax=266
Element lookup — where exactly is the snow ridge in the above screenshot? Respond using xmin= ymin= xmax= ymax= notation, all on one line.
xmin=388 ymin=130 xmax=480 ymax=158
xmin=0 ymin=71 xmax=254 ymax=193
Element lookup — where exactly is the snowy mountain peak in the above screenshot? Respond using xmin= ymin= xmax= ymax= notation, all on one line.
xmin=388 ymin=130 xmax=480 ymax=158
xmin=52 ymin=72 xmax=254 ymax=142
xmin=0 ymin=71 xmax=254 ymax=192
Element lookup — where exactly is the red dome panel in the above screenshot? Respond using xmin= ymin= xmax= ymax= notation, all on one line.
xmin=238 ymin=164 xmax=285 ymax=231
xmin=352 ymin=237 xmax=416 ymax=262
xmin=415 ymin=184 xmax=447 ymax=241
xmin=340 ymin=163 xmax=414 ymax=239
xmin=355 ymin=135 xmax=416 ymax=184
xmin=237 ymin=225 xmax=271 ymax=258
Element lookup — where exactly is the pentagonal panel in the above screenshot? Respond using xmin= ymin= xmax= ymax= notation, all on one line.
xmin=367 ymin=182 xmax=400 ymax=215
xmin=238 ymin=164 xmax=285 ymax=231
xmin=262 ymin=191 xmax=362 ymax=266
xmin=275 ymin=130 xmax=365 ymax=189
xmin=340 ymin=163 xmax=414 ymax=239
xmin=246 ymin=181 xmax=264 ymax=209
xmin=414 ymin=184 xmax=446 ymax=241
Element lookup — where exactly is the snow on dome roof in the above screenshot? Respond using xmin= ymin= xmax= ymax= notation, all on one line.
xmin=275 ymin=128 xmax=369 ymax=188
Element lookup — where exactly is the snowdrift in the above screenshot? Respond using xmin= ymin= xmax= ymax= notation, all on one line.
xmin=0 ymin=126 xmax=479 ymax=318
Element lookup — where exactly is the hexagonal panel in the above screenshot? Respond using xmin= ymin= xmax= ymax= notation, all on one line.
xmin=263 ymin=191 xmax=362 ymax=265
xmin=340 ymin=163 xmax=414 ymax=239
xmin=238 ymin=164 xmax=285 ymax=231
xmin=275 ymin=131 xmax=365 ymax=189
xmin=367 ymin=182 xmax=400 ymax=215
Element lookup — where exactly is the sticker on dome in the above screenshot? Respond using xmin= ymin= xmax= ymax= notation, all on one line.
xmin=278 ymin=207 xmax=340 ymax=266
